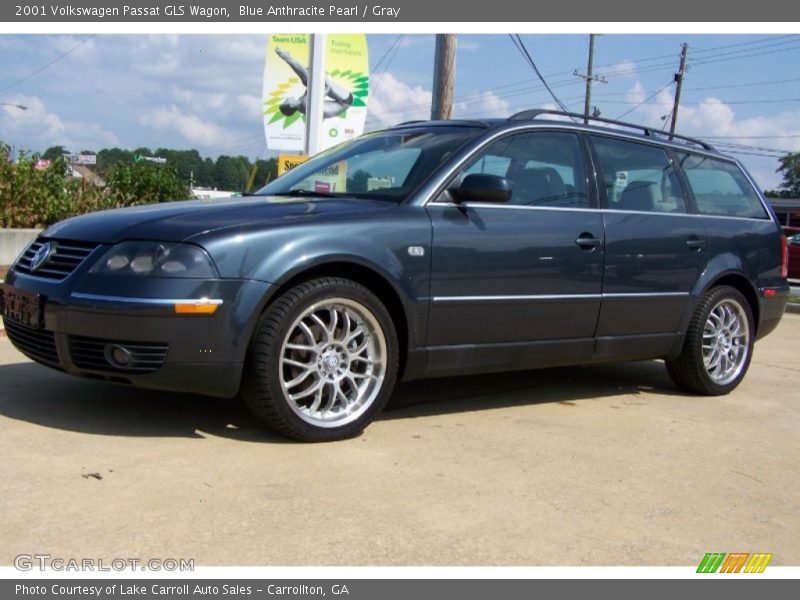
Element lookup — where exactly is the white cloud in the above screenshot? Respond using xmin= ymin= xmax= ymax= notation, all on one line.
xmin=139 ymin=105 xmax=237 ymax=148
xmin=613 ymin=81 xmax=800 ymax=188
xmin=0 ymin=95 xmax=118 ymax=150
xmin=622 ymin=82 xmax=800 ymax=153
xmin=367 ymin=73 xmax=432 ymax=127
xmin=48 ymin=35 xmax=97 ymax=61
xmin=235 ymin=94 xmax=264 ymax=118
xmin=455 ymin=90 xmax=510 ymax=119
xmin=599 ymin=59 xmax=637 ymax=79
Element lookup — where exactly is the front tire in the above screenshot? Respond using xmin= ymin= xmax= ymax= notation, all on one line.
xmin=666 ymin=285 xmax=754 ymax=395
xmin=241 ymin=277 xmax=399 ymax=442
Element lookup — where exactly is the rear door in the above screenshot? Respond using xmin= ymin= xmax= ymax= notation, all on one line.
xmin=590 ymin=135 xmax=708 ymax=359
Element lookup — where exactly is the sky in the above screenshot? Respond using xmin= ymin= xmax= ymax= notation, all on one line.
xmin=1 ymin=33 xmax=799 ymax=189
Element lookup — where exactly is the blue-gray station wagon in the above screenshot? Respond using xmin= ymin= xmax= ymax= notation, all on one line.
xmin=0 ymin=110 xmax=790 ymax=441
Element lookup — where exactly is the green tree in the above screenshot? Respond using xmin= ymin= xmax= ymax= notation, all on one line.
xmin=0 ymin=143 xmax=106 ymax=228
xmin=214 ymin=155 xmax=251 ymax=192
xmin=775 ymin=152 xmax=800 ymax=197
xmin=347 ymin=169 xmax=371 ymax=193
xmin=104 ymin=162 xmax=191 ymax=206
xmin=96 ymin=147 xmax=134 ymax=175
xmin=42 ymin=145 xmax=68 ymax=161
xmin=252 ymin=158 xmax=278 ymax=189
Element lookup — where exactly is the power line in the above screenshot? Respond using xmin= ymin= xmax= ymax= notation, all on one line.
xmin=366 ymin=35 xmax=800 ymax=128
xmin=689 ymin=34 xmax=798 ymax=53
xmin=592 ymin=97 xmax=800 ymax=106
xmin=690 ymin=40 xmax=800 ymax=68
xmin=704 ymin=134 xmax=800 ymax=139
xmin=615 ymin=80 xmax=674 ymax=120
xmin=509 ymin=34 xmax=572 ymax=115
xmin=370 ymin=34 xmax=404 ymax=101
xmin=0 ymin=35 xmax=97 ymax=93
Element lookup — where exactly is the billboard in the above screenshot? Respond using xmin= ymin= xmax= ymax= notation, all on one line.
xmin=65 ymin=154 xmax=97 ymax=165
xmin=263 ymin=34 xmax=369 ymax=154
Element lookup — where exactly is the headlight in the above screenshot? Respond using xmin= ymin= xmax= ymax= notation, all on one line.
xmin=90 ymin=242 xmax=218 ymax=278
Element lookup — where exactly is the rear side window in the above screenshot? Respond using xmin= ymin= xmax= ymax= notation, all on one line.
xmin=675 ymin=153 xmax=768 ymax=219
xmin=591 ymin=136 xmax=687 ymax=214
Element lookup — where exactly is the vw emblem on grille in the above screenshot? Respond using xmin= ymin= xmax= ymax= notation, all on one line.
xmin=29 ymin=242 xmax=56 ymax=272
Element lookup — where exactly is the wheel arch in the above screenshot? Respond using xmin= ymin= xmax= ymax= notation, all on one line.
xmin=255 ymin=259 xmax=412 ymax=378
xmin=669 ymin=267 xmax=761 ymax=359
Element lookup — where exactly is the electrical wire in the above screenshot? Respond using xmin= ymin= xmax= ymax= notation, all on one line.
xmin=508 ymin=34 xmax=573 ymax=116
xmin=0 ymin=35 xmax=97 ymax=93
xmin=369 ymin=34 xmax=405 ymax=101
xmin=615 ymin=80 xmax=675 ymax=120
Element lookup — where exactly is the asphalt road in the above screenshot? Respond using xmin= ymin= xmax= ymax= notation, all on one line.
xmin=0 ymin=315 xmax=798 ymax=566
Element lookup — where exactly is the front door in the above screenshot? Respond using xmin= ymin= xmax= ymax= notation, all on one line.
xmin=426 ymin=130 xmax=604 ymax=375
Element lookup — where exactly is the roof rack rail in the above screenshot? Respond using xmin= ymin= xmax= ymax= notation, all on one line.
xmin=508 ymin=109 xmax=715 ymax=151
xmin=395 ymin=119 xmax=492 ymax=128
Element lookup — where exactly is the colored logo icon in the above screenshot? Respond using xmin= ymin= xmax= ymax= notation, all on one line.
xmin=30 ymin=242 xmax=55 ymax=272
xmin=697 ymin=552 xmax=773 ymax=573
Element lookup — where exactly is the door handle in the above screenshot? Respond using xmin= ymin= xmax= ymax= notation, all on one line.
xmin=575 ymin=234 xmax=602 ymax=250
xmin=685 ymin=238 xmax=707 ymax=250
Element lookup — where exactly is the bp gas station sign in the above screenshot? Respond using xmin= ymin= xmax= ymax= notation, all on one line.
xmin=263 ymin=34 xmax=369 ymax=154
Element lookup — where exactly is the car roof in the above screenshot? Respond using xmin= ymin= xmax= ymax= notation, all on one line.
xmin=390 ymin=109 xmax=723 ymax=158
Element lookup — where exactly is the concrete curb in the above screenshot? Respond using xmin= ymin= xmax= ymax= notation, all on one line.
xmin=786 ymin=303 xmax=800 ymax=314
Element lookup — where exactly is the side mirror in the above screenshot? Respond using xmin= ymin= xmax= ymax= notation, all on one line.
xmin=449 ymin=174 xmax=512 ymax=204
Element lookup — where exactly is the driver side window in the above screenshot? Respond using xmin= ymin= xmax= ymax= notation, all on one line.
xmin=462 ymin=132 xmax=589 ymax=208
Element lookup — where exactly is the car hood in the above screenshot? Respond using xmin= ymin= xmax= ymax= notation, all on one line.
xmin=41 ymin=196 xmax=396 ymax=244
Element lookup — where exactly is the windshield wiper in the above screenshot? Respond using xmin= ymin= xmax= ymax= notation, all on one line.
xmin=284 ymin=189 xmax=341 ymax=198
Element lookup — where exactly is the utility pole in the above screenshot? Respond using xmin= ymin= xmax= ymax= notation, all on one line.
xmin=304 ymin=33 xmax=327 ymax=156
xmin=669 ymin=43 xmax=689 ymax=139
xmin=431 ymin=34 xmax=456 ymax=120
xmin=574 ymin=34 xmax=606 ymax=124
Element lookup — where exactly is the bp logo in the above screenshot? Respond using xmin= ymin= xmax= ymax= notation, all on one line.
xmin=264 ymin=68 xmax=369 ymax=130
xmin=329 ymin=128 xmax=339 ymax=138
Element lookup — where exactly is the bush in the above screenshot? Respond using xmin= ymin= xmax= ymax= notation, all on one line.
xmin=0 ymin=145 xmax=191 ymax=228
xmin=103 ymin=162 xmax=191 ymax=207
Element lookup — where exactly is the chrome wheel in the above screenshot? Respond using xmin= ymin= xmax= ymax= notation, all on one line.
xmin=702 ymin=298 xmax=750 ymax=386
xmin=278 ymin=297 xmax=387 ymax=428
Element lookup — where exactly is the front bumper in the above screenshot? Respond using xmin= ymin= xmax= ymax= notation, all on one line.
xmin=2 ymin=270 xmax=272 ymax=398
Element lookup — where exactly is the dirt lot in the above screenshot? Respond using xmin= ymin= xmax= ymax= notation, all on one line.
xmin=0 ymin=315 xmax=798 ymax=566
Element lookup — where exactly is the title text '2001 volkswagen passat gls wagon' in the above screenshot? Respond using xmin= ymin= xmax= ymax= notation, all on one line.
xmin=0 ymin=110 xmax=790 ymax=441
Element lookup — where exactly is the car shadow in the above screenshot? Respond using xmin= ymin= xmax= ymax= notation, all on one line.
xmin=384 ymin=360 xmax=680 ymax=419
xmin=0 ymin=359 xmax=680 ymax=442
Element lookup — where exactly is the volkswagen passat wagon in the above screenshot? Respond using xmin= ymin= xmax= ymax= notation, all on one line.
xmin=0 ymin=110 xmax=790 ymax=441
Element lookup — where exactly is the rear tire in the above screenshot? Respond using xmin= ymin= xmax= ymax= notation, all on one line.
xmin=666 ymin=285 xmax=754 ymax=395
xmin=241 ymin=277 xmax=399 ymax=442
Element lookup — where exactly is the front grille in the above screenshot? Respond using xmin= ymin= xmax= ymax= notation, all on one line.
xmin=14 ymin=239 xmax=100 ymax=281
xmin=68 ymin=335 xmax=169 ymax=374
xmin=4 ymin=320 xmax=60 ymax=366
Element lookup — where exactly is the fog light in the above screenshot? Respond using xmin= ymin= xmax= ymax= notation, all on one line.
xmin=104 ymin=344 xmax=133 ymax=368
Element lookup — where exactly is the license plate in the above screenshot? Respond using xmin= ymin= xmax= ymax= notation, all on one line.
xmin=0 ymin=284 xmax=44 ymax=329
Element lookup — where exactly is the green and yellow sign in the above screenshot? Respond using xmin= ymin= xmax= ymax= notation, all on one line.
xmin=263 ymin=34 xmax=369 ymax=154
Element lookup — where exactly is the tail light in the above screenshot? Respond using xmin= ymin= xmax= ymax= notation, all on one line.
xmin=780 ymin=234 xmax=788 ymax=278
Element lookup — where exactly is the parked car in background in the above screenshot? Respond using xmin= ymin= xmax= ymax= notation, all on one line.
xmin=788 ymin=233 xmax=800 ymax=279
xmin=0 ymin=109 xmax=790 ymax=441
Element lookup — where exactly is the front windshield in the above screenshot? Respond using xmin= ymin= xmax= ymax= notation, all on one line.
xmin=256 ymin=127 xmax=481 ymax=202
